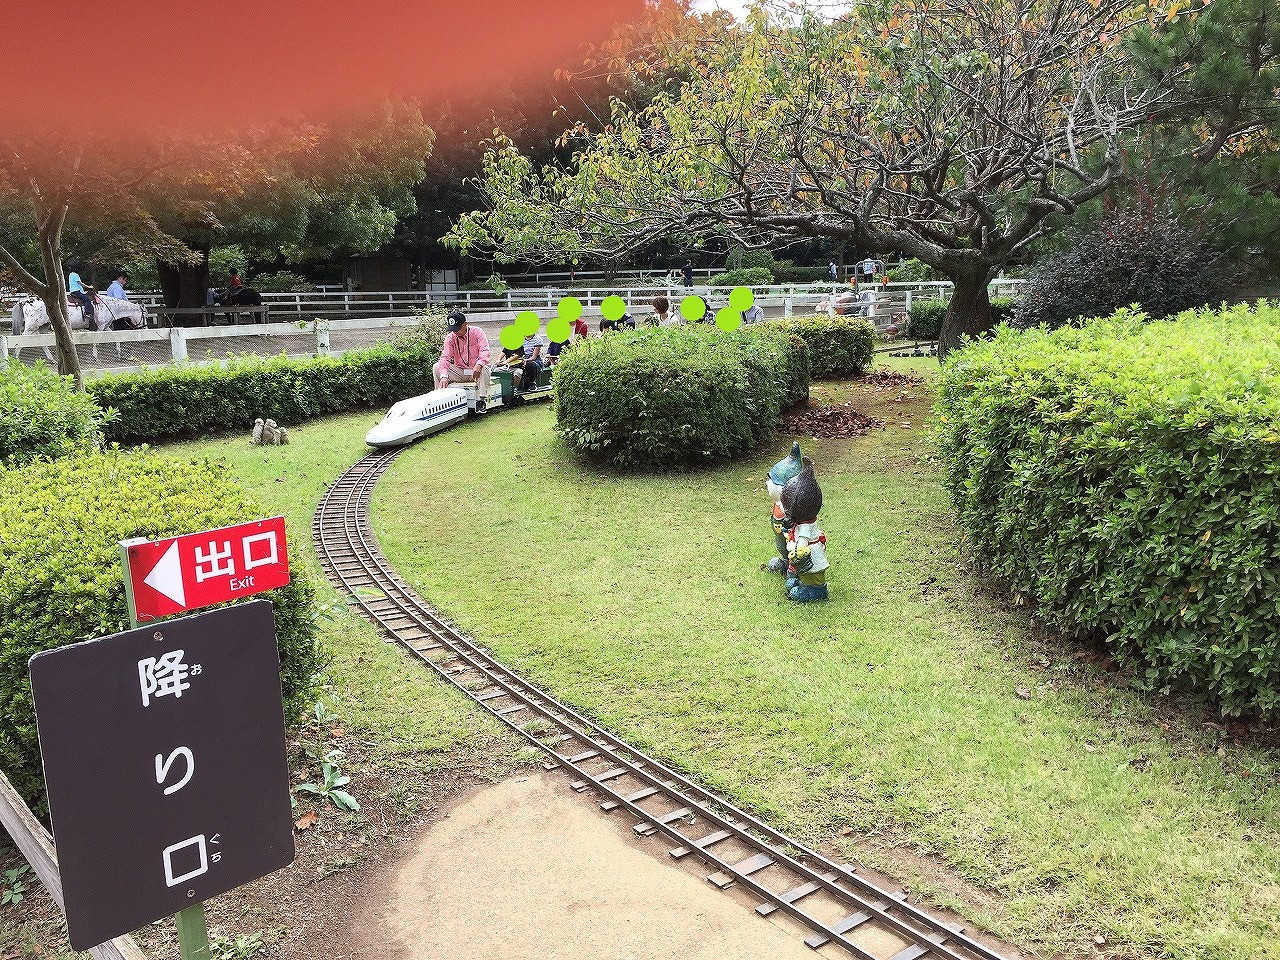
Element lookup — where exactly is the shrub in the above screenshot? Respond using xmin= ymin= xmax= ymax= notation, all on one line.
xmin=710 ymin=267 xmax=774 ymax=287
xmin=776 ymin=315 xmax=875 ymax=378
xmin=1015 ymin=212 xmax=1231 ymax=329
xmin=250 ymin=270 xmax=312 ymax=293
xmin=553 ymin=324 xmax=808 ymax=470
xmin=0 ymin=362 xmax=112 ymax=465
xmin=936 ymin=301 xmax=1280 ymax=716
xmin=0 ymin=450 xmax=324 ymax=809
xmin=908 ymin=299 xmax=948 ymax=339
xmin=771 ymin=263 xmax=831 ymax=284
xmin=907 ymin=296 xmax=1017 ymax=340
xmin=886 ymin=258 xmax=941 ymax=283
xmin=89 ymin=323 xmax=444 ymax=444
xmin=740 ymin=249 xmax=777 ymax=272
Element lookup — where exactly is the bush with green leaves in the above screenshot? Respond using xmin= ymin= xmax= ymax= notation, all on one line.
xmin=0 ymin=362 xmax=112 ymax=465
xmin=89 ymin=323 xmax=444 ymax=443
xmin=250 ymin=270 xmax=312 ymax=293
xmin=908 ymin=296 xmax=1016 ymax=341
xmin=709 ymin=267 xmax=774 ymax=287
xmin=886 ymin=258 xmax=941 ymax=283
xmin=553 ymin=324 xmax=808 ymax=470
xmin=775 ymin=314 xmax=875 ymax=378
xmin=936 ymin=301 xmax=1280 ymax=716
xmin=1015 ymin=212 xmax=1232 ymax=329
xmin=771 ymin=262 xmax=830 ymax=284
xmin=0 ymin=450 xmax=324 ymax=809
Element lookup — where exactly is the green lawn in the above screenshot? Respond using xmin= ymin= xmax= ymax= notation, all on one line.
xmin=357 ymin=370 xmax=1280 ymax=960
xmin=151 ymin=369 xmax=1280 ymax=960
xmin=158 ymin=413 xmax=510 ymax=762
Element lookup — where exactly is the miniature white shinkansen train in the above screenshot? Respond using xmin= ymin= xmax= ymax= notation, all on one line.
xmin=365 ymin=364 xmax=554 ymax=448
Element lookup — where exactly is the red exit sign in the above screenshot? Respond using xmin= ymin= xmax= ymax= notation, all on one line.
xmin=121 ymin=518 xmax=290 ymax=622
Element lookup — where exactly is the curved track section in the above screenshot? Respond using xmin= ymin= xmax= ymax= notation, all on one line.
xmin=314 ymin=451 xmax=1007 ymax=960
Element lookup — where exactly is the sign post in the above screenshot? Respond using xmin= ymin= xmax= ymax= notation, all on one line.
xmin=29 ymin=600 xmax=295 ymax=953
xmin=114 ymin=518 xmax=289 ymax=958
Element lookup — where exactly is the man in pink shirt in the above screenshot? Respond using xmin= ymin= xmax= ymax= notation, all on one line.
xmin=434 ymin=311 xmax=492 ymax=412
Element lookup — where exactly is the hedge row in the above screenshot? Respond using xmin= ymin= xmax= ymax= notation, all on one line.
xmin=936 ymin=302 xmax=1280 ymax=716
xmin=0 ymin=362 xmax=112 ymax=466
xmin=553 ymin=324 xmax=809 ymax=470
xmin=89 ymin=326 xmax=444 ymax=444
xmin=770 ymin=314 xmax=875 ymax=378
xmin=908 ymin=296 xmax=1016 ymax=340
xmin=0 ymin=450 xmax=325 ymax=809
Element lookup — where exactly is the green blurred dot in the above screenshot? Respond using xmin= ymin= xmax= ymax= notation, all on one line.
xmin=729 ymin=286 xmax=754 ymax=311
xmin=716 ymin=307 xmax=742 ymax=332
xmin=499 ymin=325 xmax=524 ymax=351
xmin=514 ymin=311 xmax=540 ymax=337
xmin=547 ymin=317 xmax=572 ymax=343
xmin=601 ymin=296 xmax=627 ymax=321
xmin=680 ymin=296 xmax=706 ymax=321
xmin=557 ymin=296 xmax=584 ymax=322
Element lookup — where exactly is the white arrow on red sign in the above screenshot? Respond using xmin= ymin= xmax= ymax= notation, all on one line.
xmin=142 ymin=541 xmax=186 ymax=607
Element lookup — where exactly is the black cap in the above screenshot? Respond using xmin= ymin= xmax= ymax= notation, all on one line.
xmin=447 ymin=311 xmax=466 ymax=332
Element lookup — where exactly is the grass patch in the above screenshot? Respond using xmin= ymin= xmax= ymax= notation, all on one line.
xmin=363 ymin=364 xmax=1280 ymax=960
xmin=157 ymin=412 xmax=511 ymax=762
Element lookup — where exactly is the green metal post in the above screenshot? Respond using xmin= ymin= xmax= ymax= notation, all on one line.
xmin=175 ymin=903 xmax=211 ymax=960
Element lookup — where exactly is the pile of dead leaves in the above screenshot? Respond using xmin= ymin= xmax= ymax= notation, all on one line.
xmin=778 ymin=403 xmax=886 ymax=438
xmin=859 ymin=368 xmax=924 ymax=392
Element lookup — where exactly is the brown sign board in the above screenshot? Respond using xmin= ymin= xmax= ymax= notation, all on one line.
xmin=29 ymin=600 xmax=295 ymax=950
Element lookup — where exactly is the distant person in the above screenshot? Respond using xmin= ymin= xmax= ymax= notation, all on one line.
xmin=205 ymin=286 xmax=221 ymax=307
xmin=546 ymin=338 xmax=565 ymax=365
xmin=681 ymin=260 xmax=694 ymax=287
xmin=856 ymin=257 xmax=883 ymax=284
xmin=600 ymin=317 xmax=616 ymax=333
xmin=621 ymin=313 xmax=636 ymax=330
xmin=827 ymin=261 xmax=837 ymax=282
xmin=228 ymin=269 xmax=243 ymax=290
xmin=434 ymin=311 xmax=492 ymax=412
xmin=66 ymin=264 xmax=95 ymax=327
xmin=651 ymin=295 xmax=670 ymax=325
xmin=105 ymin=272 xmax=128 ymax=300
xmin=572 ymin=314 xmax=590 ymax=340
xmin=742 ymin=302 xmax=765 ymax=325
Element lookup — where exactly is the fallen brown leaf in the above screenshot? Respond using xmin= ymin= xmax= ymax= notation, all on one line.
xmin=294 ymin=810 xmax=319 ymax=831
xmin=1015 ymin=686 xmax=1032 ymax=700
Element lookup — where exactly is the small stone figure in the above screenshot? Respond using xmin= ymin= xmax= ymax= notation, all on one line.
xmin=781 ymin=456 xmax=829 ymax=602
xmin=250 ymin=418 xmax=289 ymax=445
xmin=765 ymin=442 xmax=805 ymax=574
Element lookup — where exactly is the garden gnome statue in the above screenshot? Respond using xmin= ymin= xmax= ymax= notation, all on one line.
xmin=781 ymin=456 xmax=829 ymax=602
xmin=765 ymin=442 xmax=805 ymax=573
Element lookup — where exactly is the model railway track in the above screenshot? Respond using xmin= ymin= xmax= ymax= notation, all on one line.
xmin=313 ymin=451 xmax=1008 ymax=960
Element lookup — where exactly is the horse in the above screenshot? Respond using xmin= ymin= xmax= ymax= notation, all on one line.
xmin=9 ymin=295 xmax=148 ymax=363
xmin=219 ymin=286 xmax=263 ymax=307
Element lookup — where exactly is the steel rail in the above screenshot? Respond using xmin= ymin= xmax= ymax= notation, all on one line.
xmin=313 ymin=451 xmax=1009 ymax=960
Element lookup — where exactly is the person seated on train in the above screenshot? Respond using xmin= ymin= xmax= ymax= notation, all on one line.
xmin=572 ymin=314 xmax=590 ymax=341
xmin=599 ymin=317 xmax=616 ymax=333
xmin=434 ymin=311 xmax=492 ymax=412
xmin=546 ymin=338 xmax=565 ymax=366
xmin=498 ymin=344 xmax=525 ymax=388
xmin=520 ymin=327 xmax=547 ymax=389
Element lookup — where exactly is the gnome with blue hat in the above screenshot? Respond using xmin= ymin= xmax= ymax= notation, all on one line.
xmin=765 ymin=442 xmax=805 ymax=574
xmin=781 ymin=456 xmax=829 ymax=602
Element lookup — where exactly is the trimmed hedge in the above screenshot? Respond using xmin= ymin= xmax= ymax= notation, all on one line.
xmin=908 ymin=296 xmax=1016 ymax=341
xmin=710 ymin=267 xmax=773 ymax=286
xmin=89 ymin=325 xmax=444 ymax=444
xmin=553 ymin=324 xmax=809 ymax=470
xmin=936 ymin=302 xmax=1280 ymax=716
xmin=0 ymin=450 xmax=325 ymax=809
xmin=0 ymin=362 xmax=112 ymax=465
xmin=775 ymin=314 xmax=875 ymax=378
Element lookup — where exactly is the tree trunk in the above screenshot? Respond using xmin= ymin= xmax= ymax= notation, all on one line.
xmin=157 ymin=249 xmax=211 ymax=310
xmin=938 ymin=270 xmax=995 ymax=361
xmin=35 ymin=215 xmax=83 ymax=390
